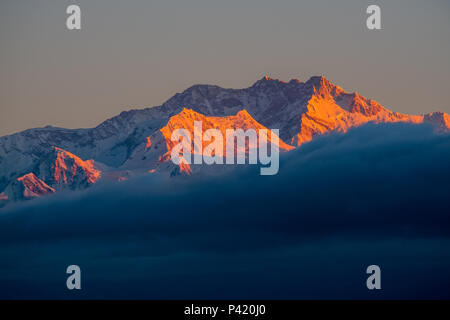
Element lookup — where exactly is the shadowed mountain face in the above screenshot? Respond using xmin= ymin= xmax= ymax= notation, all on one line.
xmin=0 ymin=76 xmax=449 ymax=205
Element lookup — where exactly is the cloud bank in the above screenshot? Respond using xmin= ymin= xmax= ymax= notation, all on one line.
xmin=1 ymin=123 xmax=450 ymax=299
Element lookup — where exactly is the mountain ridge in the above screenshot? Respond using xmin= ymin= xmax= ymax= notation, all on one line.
xmin=1 ymin=75 xmax=449 ymax=206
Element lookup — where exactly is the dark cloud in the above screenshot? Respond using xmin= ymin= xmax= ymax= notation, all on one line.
xmin=1 ymin=123 xmax=450 ymax=299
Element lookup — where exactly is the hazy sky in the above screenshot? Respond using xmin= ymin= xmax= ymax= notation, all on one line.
xmin=1 ymin=0 xmax=449 ymax=136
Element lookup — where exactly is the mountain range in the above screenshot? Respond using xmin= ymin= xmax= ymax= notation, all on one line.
xmin=1 ymin=75 xmax=449 ymax=206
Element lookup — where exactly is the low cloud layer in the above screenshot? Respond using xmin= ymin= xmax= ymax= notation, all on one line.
xmin=1 ymin=123 xmax=450 ymax=299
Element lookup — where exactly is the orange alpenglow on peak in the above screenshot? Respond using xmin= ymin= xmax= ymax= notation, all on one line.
xmin=146 ymin=137 xmax=152 ymax=149
xmin=52 ymin=146 xmax=101 ymax=184
xmin=158 ymin=108 xmax=294 ymax=173
xmin=290 ymin=77 xmax=450 ymax=146
xmin=17 ymin=172 xmax=55 ymax=198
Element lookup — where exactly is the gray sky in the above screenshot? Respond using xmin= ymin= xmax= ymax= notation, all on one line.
xmin=1 ymin=0 xmax=449 ymax=136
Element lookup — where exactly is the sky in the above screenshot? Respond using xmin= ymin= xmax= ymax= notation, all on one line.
xmin=1 ymin=0 xmax=450 ymax=136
